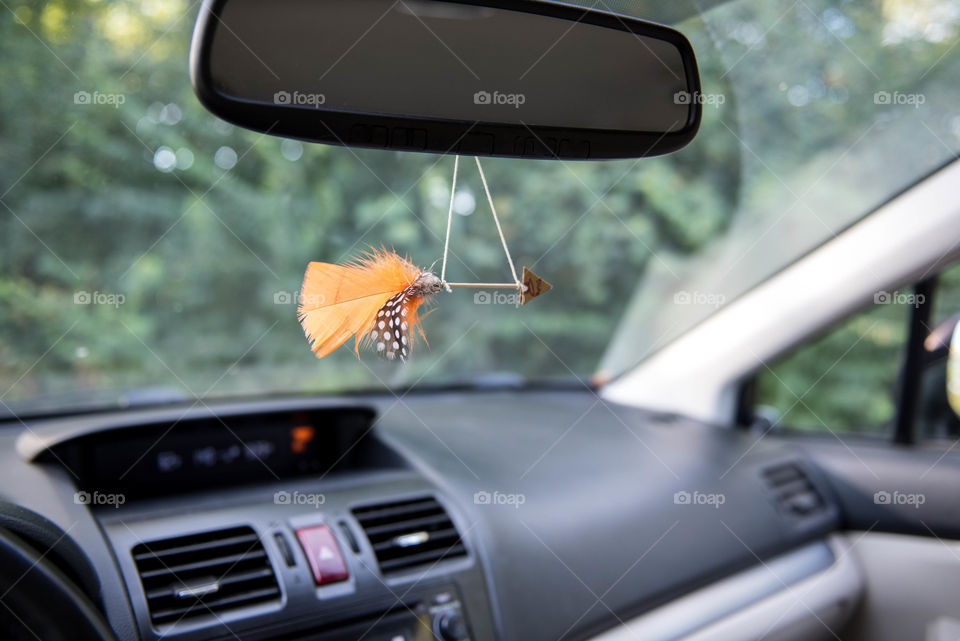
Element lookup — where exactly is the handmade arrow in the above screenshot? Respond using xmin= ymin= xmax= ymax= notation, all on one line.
xmin=297 ymin=156 xmax=551 ymax=361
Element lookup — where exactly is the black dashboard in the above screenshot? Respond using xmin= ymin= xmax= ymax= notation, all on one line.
xmin=0 ymin=390 xmax=879 ymax=641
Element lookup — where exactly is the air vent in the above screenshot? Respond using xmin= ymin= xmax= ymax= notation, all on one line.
xmin=132 ymin=526 xmax=280 ymax=627
xmin=763 ymin=462 xmax=824 ymax=516
xmin=352 ymin=497 xmax=467 ymax=574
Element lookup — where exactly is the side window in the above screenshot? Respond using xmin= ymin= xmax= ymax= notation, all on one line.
xmin=752 ymin=261 xmax=960 ymax=437
xmin=753 ymin=300 xmax=908 ymax=434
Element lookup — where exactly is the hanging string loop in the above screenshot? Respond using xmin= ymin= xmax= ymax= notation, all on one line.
xmin=439 ymin=156 xmax=521 ymax=292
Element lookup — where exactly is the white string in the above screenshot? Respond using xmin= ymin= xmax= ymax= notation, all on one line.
xmin=475 ymin=156 xmax=519 ymax=285
xmin=439 ymin=155 xmax=520 ymax=290
xmin=439 ymin=155 xmax=458 ymax=291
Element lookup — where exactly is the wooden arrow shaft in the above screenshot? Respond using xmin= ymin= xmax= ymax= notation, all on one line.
xmin=443 ymin=282 xmax=522 ymax=290
xmin=439 ymin=267 xmax=551 ymax=305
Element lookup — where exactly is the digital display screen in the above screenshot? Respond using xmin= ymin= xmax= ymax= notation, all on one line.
xmin=76 ymin=408 xmax=375 ymax=497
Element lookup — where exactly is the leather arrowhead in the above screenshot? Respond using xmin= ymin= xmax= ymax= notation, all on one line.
xmin=520 ymin=266 xmax=552 ymax=305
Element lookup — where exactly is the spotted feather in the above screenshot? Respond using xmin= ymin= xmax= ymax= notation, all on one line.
xmin=299 ymin=247 xmax=441 ymax=361
xmin=369 ymin=289 xmax=416 ymax=361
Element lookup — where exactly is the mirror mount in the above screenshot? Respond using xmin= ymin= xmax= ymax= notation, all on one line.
xmin=190 ymin=0 xmax=701 ymax=160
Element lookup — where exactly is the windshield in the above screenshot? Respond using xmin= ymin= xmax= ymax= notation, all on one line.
xmin=2 ymin=0 xmax=959 ymax=414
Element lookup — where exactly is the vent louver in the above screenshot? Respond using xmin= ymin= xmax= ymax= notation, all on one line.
xmin=763 ymin=462 xmax=824 ymax=516
xmin=352 ymin=497 xmax=466 ymax=574
xmin=132 ymin=526 xmax=280 ymax=627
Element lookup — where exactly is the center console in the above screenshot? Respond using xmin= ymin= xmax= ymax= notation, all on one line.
xmin=19 ymin=401 xmax=497 ymax=641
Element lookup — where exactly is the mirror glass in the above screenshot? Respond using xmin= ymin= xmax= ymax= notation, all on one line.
xmin=202 ymin=0 xmax=695 ymax=133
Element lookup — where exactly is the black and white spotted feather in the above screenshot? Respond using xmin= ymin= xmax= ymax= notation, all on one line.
xmin=369 ymin=289 xmax=414 ymax=361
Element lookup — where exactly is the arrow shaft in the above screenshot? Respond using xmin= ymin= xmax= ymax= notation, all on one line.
xmin=443 ymin=281 xmax=521 ymax=290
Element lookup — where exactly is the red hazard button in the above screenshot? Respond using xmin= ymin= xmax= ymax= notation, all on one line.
xmin=294 ymin=524 xmax=349 ymax=585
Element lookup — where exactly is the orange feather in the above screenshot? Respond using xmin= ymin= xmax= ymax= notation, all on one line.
xmin=297 ymin=247 xmax=439 ymax=360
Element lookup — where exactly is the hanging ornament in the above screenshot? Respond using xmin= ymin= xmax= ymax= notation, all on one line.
xmin=298 ymin=156 xmax=551 ymax=361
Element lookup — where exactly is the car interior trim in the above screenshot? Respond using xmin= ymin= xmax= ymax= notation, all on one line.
xmin=590 ymin=534 xmax=861 ymax=641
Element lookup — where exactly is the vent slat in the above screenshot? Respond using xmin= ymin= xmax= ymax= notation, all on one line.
xmin=138 ymin=549 xmax=267 ymax=579
xmin=132 ymin=526 xmax=280 ymax=627
xmin=143 ymin=566 xmax=276 ymax=599
xmin=352 ymin=498 xmax=441 ymax=522
xmin=774 ymin=478 xmax=814 ymax=499
xmin=378 ymin=543 xmax=467 ymax=572
xmin=763 ymin=463 xmax=825 ymax=517
xmin=149 ymin=586 xmax=281 ymax=624
xmin=145 ymin=581 xmax=280 ymax=618
xmin=763 ymin=465 xmax=804 ymax=484
xmin=133 ymin=533 xmax=259 ymax=561
xmin=146 ymin=583 xmax=279 ymax=610
xmin=371 ymin=527 xmax=460 ymax=552
xmin=353 ymin=497 xmax=467 ymax=575
xmin=361 ymin=513 xmax=452 ymax=538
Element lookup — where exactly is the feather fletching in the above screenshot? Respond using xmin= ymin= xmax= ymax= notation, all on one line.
xmin=298 ymin=247 xmax=435 ymax=360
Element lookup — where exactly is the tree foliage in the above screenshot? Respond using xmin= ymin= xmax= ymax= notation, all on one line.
xmin=1 ymin=0 xmax=958 ymax=433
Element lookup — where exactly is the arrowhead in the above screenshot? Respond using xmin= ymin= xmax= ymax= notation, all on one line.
xmin=520 ymin=266 xmax=552 ymax=305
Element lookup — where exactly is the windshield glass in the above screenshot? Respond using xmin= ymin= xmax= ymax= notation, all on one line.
xmin=2 ymin=0 xmax=959 ymax=414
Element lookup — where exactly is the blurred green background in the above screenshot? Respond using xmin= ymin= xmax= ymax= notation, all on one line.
xmin=1 ymin=0 xmax=958 ymax=432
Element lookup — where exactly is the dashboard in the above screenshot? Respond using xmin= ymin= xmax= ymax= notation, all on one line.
xmin=0 ymin=390 xmax=879 ymax=641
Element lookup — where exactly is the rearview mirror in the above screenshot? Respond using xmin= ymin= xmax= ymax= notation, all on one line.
xmin=190 ymin=0 xmax=701 ymax=159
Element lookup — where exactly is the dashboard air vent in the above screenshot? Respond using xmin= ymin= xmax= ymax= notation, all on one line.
xmin=132 ymin=526 xmax=280 ymax=627
xmin=763 ymin=462 xmax=824 ymax=516
xmin=352 ymin=496 xmax=466 ymax=574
